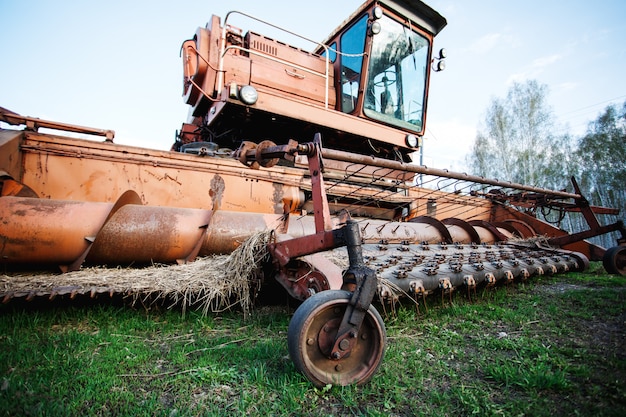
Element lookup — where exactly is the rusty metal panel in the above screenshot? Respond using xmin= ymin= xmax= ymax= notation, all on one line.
xmin=18 ymin=132 xmax=305 ymax=214
xmin=222 ymin=54 xmax=253 ymax=87
xmin=406 ymin=188 xmax=493 ymax=222
xmin=248 ymin=31 xmax=335 ymax=107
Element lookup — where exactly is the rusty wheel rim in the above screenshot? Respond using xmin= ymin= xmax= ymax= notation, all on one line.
xmin=288 ymin=290 xmax=386 ymax=387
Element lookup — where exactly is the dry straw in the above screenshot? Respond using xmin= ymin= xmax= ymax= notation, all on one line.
xmin=1 ymin=230 xmax=273 ymax=317
xmin=2 ymin=232 xmax=412 ymax=316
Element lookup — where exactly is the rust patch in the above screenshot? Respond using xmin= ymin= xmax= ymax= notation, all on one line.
xmin=273 ymin=182 xmax=284 ymax=214
xmin=210 ymin=174 xmax=225 ymax=210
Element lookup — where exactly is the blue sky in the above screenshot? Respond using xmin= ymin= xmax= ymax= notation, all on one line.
xmin=2 ymin=0 xmax=625 ymax=171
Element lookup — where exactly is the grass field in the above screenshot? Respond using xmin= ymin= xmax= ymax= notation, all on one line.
xmin=1 ymin=264 xmax=624 ymax=416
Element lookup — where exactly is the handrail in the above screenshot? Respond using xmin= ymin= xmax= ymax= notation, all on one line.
xmin=0 ymin=107 xmax=115 ymax=140
xmin=182 ymin=43 xmax=220 ymax=103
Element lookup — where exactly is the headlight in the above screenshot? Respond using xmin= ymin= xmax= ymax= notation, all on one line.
xmin=373 ymin=6 xmax=383 ymax=20
xmin=370 ymin=21 xmax=381 ymax=35
xmin=239 ymin=85 xmax=258 ymax=105
xmin=405 ymin=134 xmax=419 ymax=148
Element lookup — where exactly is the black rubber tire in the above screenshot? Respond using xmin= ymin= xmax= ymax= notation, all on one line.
xmin=603 ymin=246 xmax=626 ymax=276
xmin=287 ymin=290 xmax=386 ymax=387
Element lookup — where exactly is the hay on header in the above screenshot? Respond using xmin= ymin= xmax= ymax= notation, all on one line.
xmin=1 ymin=230 xmax=274 ymax=316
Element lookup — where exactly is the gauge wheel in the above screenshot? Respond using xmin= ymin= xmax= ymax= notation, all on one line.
xmin=288 ymin=290 xmax=386 ymax=387
xmin=603 ymin=246 xmax=626 ymax=275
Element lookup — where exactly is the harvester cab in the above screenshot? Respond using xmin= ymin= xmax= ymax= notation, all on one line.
xmin=176 ymin=0 xmax=446 ymax=162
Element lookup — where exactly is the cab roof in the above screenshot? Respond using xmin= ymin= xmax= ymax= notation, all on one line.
xmin=320 ymin=0 xmax=447 ymax=47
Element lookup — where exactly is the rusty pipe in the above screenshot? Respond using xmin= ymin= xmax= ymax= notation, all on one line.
xmin=0 ymin=195 xmax=285 ymax=269
xmin=0 ymin=197 xmax=113 ymax=264
xmin=1 ymin=196 xmax=538 ymax=271
xmin=320 ymin=147 xmax=583 ymax=200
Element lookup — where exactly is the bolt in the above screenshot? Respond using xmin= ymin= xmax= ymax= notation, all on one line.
xmin=335 ymin=364 xmax=343 ymax=372
xmin=306 ymin=338 xmax=315 ymax=346
xmin=323 ymin=325 xmax=329 ymax=333
xmin=332 ymin=351 xmax=341 ymax=359
xmin=339 ymin=339 xmax=350 ymax=351
xmin=349 ymin=331 xmax=357 ymax=338
xmin=361 ymin=333 xmax=368 ymax=340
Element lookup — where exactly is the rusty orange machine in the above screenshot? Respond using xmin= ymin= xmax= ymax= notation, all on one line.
xmin=1 ymin=0 xmax=624 ymax=387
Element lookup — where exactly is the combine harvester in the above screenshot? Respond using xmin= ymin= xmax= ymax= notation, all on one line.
xmin=1 ymin=0 xmax=624 ymax=386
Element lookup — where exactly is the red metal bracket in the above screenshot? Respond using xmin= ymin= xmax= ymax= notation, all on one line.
xmin=547 ymin=177 xmax=626 ymax=249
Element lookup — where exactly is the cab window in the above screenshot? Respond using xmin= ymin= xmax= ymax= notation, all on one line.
xmin=339 ymin=14 xmax=368 ymax=113
xmin=364 ymin=14 xmax=430 ymax=132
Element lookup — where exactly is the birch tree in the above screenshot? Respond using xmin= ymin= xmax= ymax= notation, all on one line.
xmin=467 ymin=80 xmax=573 ymax=190
xmin=573 ymin=102 xmax=626 ymax=248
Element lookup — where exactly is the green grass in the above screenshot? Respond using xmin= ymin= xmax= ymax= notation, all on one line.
xmin=1 ymin=264 xmax=625 ymax=416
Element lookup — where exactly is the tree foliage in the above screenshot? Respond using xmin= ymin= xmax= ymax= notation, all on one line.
xmin=574 ymin=102 xmax=626 ymax=236
xmin=468 ymin=80 xmax=574 ymax=189
xmin=467 ymin=80 xmax=625 ymax=249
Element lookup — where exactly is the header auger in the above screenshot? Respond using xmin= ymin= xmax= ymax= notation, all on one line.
xmin=1 ymin=0 xmax=624 ymax=387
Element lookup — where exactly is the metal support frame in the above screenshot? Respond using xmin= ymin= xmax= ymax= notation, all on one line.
xmin=547 ymin=177 xmax=626 ymax=250
xmin=250 ymin=133 xmax=378 ymax=358
xmin=329 ymin=220 xmax=378 ymax=360
xmin=263 ymin=134 xmax=339 ymax=267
